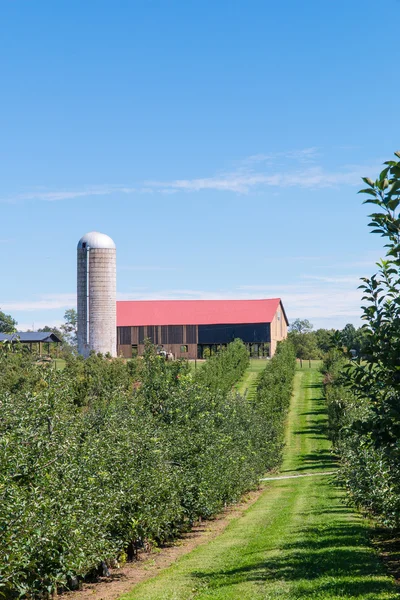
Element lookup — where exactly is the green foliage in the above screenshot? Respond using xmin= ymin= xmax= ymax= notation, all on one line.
xmin=253 ymin=340 xmax=296 ymax=468
xmin=289 ymin=321 xmax=366 ymax=361
xmin=338 ymin=323 xmax=368 ymax=356
xmin=314 ymin=328 xmax=334 ymax=354
xmin=323 ymin=155 xmax=400 ymax=527
xmin=62 ymin=351 xmax=141 ymax=406
xmin=289 ymin=318 xmax=313 ymax=333
xmin=195 ymin=339 xmax=249 ymax=395
xmin=322 ymin=349 xmax=359 ymax=443
xmin=322 ymin=350 xmax=400 ymax=528
xmin=0 ymin=339 xmax=296 ymax=596
xmin=0 ymin=342 xmax=46 ymax=394
xmin=60 ymin=308 xmax=78 ymax=349
xmin=288 ymin=327 xmax=320 ymax=359
xmin=288 ymin=319 xmax=335 ymax=360
xmin=0 ymin=309 xmax=17 ymax=333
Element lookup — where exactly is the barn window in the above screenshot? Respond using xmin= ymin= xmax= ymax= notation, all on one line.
xmin=180 ymin=345 xmax=188 ymax=353
xmin=277 ymin=311 xmax=281 ymax=321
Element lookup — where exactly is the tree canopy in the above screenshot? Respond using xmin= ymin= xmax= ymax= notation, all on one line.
xmin=0 ymin=310 xmax=17 ymax=333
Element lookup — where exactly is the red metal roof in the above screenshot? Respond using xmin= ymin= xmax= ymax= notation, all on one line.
xmin=117 ymin=298 xmax=286 ymax=327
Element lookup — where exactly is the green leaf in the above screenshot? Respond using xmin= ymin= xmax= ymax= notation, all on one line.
xmin=379 ymin=167 xmax=390 ymax=182
xmin=359 ymin=188 xmax=378 ymax=195
xmin=362 ymin=177 xmax=375 ymax=188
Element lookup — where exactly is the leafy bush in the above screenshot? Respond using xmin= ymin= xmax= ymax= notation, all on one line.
xmin=253 ymin=340 xmax=296 ymax=469
xmin=0 ymin=339 xmax=295 ymax=596
xmin=322 ymin=154 xmax=400 ymax=528
xmin=322 ymin=349 xmax=400 ymax=527
xmin=195 ymin=338 xmax=249 ymax=395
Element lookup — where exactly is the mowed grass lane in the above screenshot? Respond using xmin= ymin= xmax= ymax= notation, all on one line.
xmin=122 ymin=364 xmax=399 ymax=600
xmin=235 ymin=359 xmax=267 ymax=400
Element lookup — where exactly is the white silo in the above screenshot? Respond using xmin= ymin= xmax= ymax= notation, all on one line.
xmin=77 ymin=231 xmax=117 ymax=357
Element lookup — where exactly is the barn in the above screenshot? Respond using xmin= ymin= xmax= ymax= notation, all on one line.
xmin=116 ymin=298 xmax=288 ymax=360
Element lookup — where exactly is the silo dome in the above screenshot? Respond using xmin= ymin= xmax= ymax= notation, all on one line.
xmin=77 ymin=231 xmax=116 ymax=250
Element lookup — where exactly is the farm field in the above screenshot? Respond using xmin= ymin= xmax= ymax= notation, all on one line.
xmin=121 ymin=363 xmax=399 ymax=600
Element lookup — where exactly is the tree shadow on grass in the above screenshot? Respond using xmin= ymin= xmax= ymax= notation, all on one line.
xmin=292 ymin=425 xmax=328 ymax=438
xmin=191 ymin=522 xmax=399 ymax=597
xmin=281 ymin=450 xmax=339 ymax=473
xmin=303 ymin=382 xmax=323 ymax=389
xmin=300 ymin=409 xmax=327 ymax=417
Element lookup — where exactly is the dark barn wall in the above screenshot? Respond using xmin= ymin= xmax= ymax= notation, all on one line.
xmin=117 ymin=322 xmax=272 ymax=359
xmin=198 ymin=323 xmax=270 ymax=345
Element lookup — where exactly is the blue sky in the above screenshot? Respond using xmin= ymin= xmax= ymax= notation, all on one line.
xmin=1 ymin=0 xmax=399 ymax=331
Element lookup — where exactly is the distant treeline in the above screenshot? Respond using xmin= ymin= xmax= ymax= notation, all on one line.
xmin=288 ymin=319 xmax=368 ymax=361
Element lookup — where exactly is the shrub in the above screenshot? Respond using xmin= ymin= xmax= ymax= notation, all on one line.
xmin=322 ymin=350 xmax=400 ymax=528
xmin=322 ymin=154 xmax=400 ymax=528
xmin=195 ymin=338 xmax=249 ymax=395
xmin=0 ymin=339 xmax=296 ymax=596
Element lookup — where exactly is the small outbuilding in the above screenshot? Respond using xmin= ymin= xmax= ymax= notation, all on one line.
xmin=0 ymin=332 xmax=62 ymax=355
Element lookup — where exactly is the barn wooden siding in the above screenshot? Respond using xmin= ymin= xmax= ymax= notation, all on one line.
xmin=117 ymin=325 xmax=198 ymax=359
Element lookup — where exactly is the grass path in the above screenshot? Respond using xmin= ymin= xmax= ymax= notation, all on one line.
xmin=235 ymin=359 xmax=267 ymax=399
xmin=122 ymin=364 xmax=399 ymax=599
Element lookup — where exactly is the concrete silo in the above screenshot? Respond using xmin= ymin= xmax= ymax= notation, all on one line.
xmin=77 ymin=231 xmax=117 ymax=357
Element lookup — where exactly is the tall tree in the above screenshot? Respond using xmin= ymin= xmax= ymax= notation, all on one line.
xmin=288 ymin=319 xmax=320 ymax=359
xmin=315 ymin=328 xmax=334 ymax=354
xmin=289 ymin=318 xmax=313 ymax=334
xmin=0 ymin=310 xmax=17 ymax=333
xmin=340 ymin=323 xmax=357 ymax=351
xmin=60 ymin=309 xmax=78 ymax=348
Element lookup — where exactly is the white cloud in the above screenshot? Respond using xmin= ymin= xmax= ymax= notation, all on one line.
xmin=1 ymin=149 xmax=383 ymax=203
xmin=244 ymin=147 xmax=320 ymax=165
xmin=0 ymin=185 xmax=138 ymax=204
xmin=143 ymin=147 xmax=379 ymax=194
xmin=300 ymin=275 xmax=361 ymax=284
xmin=1 ymin=294 xmax=76 ymax=312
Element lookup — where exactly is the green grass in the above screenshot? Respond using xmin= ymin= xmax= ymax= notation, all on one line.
xmin=235 ymin=359 xmax=267 ymax=399
xmin=121 ymin=363 xmax=399 ymax=600
xmin=54 ymin=358 xmax=66 ymax=370
xmin=188 ymin=360 xmax=206 ymax=375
